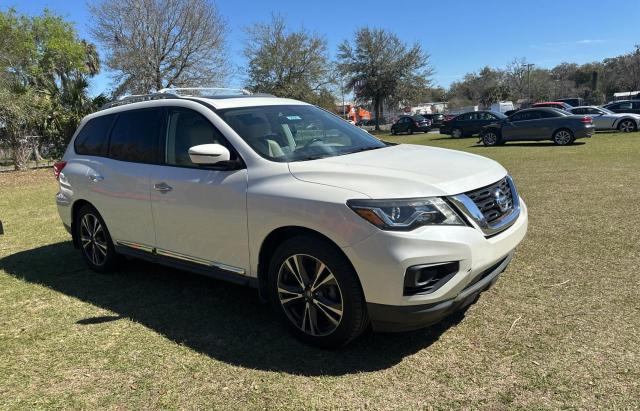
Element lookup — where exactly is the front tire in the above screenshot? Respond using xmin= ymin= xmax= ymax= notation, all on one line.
xmin=407 ymin=126 xmax=413 ymax=135
xmin=618 ymin=119 xmax=637 ymax=133
xmin=451 ymin=127 xmax=463 ymax=138
xmin=553 ymin=129 xmax=574 ymax=145
xmin=482 ymin=130 xmax=500 ymax=146
xmin=75 ymin=205 xmax=118 ymax=273
xmin=267 ymin=236 xmax=369 ymax=348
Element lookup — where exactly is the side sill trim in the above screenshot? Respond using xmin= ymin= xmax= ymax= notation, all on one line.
xmin=115 ymin=241 xmax=246 ymax=275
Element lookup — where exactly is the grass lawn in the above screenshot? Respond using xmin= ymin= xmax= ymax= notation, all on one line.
xmin=1 ymin=132 xmax=639 ymax=409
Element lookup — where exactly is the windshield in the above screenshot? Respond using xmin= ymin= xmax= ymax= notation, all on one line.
xmin=217 ymin=105 xmax=387 ymax=162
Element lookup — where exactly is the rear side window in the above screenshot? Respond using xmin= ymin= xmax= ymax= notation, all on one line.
xmin=109 ymin=108 xmax=162 ymax=163
xmin=74 ymin=115 xmax=115 ymax=156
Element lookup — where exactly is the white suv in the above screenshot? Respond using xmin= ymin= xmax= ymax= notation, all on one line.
xmin=54 ymin=89 xmax=528 ymax=348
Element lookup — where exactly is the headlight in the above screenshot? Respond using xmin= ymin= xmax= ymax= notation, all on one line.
xmin=347 ymin=197 xmax=465 ymax=231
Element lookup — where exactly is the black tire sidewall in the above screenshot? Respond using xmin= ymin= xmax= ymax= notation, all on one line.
xmin=267 ymin=236 xmax=368 ymax=348
xmin=75 ymin=205 xmax=118 ymax=273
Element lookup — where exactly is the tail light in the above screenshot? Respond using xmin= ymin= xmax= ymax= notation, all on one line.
xmin=581 ymin=116 xmax=593 ymax=124
xmin=53 ymin=161 xmax=67 ymax=180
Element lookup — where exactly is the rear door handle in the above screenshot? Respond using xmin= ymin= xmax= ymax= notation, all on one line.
xmin=88 ymin=174 xmax=103 ymax=182
xmin=154 ymin=182 xmax=173 ymax=193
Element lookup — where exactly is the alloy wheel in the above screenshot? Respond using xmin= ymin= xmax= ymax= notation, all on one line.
xmin=483 ymin=132 xmax=498 ymax=145
xmin=554 ymin=130 xmax=572 ymax=145
xmin=452 ymin=128 xmax=463 ymax=138
xmin=80 ymin=213 xmax=108 ymax=266
xmin=620 ymin=120 xmax=635 ymax=133
xmin=277 ymin=254 xmax=344 ymax=337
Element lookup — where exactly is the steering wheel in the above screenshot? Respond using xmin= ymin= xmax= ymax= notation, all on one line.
xmin=303 ymin=137 xmax=324 ymax=149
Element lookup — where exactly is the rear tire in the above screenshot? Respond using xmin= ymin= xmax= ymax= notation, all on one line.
xmin=407 ymin=126 xmax=413 ymax=135
xmin=452 ymin=127 xmax=463 ymax=138
xmin=618 ymin=119 xmax=637 ymax=133
xmin=267 ymin=236 xmax=369 ymax=348
xmin=553 ymin=129 xmax=574 ymax=145
xmin=75 ymin=205 xmax=118 ymax=273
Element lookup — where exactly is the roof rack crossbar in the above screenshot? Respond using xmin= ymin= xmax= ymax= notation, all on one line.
xmin=99 ymin=93 xmax=180 ymax=110
xmin=158 ymin=87 xmax=252 ymax=96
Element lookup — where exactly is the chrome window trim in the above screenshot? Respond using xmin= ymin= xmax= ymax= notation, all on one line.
xmin=449 ymin=176 xmax=521 ymax=236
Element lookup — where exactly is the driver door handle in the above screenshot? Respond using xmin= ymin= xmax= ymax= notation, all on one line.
xmin=154 ymin=182 xmax=173 ymax=193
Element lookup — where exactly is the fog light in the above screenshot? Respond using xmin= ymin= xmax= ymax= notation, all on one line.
xmin=403 ymin=261 xmax=459 ymax=296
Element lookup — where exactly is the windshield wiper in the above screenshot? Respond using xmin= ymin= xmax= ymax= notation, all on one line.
xmin=339 ymin=146 xmax=385 ymax=156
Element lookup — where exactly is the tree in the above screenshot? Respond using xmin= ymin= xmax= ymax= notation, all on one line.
xmin=90 ymin=0 xmax=229 ymax=96
xmin=244 ymin=14 xmax=334 ymax=108
xmin=0 ymin=88 xmax=49 ymax=170
xmin=0 ymin=9 xmax=100 ymax=169
xmin=337 ymin=28 xmax=432 ymax=129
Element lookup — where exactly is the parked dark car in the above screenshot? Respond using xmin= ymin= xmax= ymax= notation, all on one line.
xmin=390 ymin=115 xmax=432 ymax=135
xmin=440 ymin=110 xmax=507 ymax=138
xmin=557 ymin=97 xmax=584 ymax=107
xmin=602 ymin=100 xmax=640 ymax=114
xmin=532 ymin=101 xmax=573 ymax=111
xmin=479 ymin=108 xmax=595 ymax=146
xmin=504 ymin=109 xmax=519 ymax=116
xmin=420 ymin=113 xmax=446 ymax=128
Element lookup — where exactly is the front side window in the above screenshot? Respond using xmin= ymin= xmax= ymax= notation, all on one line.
xmin=109 ymin=108 xmax=161 ymax=163
xmin=218 ymin=105 xmax=387 ymax=162
xmin=165 ymin=107 xmax=232 ymax=167
xmin=74 ymin=114 xmax=115 ymax=156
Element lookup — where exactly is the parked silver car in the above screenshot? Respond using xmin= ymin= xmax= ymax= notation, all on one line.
xmin=567 ymin=106 xmax=640 ymax=133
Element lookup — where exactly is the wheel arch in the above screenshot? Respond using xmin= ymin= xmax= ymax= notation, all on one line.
xmin=70 ymin=199 xmax=95 ymax=249
xmin=256 ymin=225 xmax=361 ymax=301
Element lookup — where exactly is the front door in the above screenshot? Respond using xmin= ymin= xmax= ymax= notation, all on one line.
xmin=149 ymin=106 xmax=250 ymax=276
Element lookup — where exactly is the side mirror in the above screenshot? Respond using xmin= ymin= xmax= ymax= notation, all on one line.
xmin=188 ymin=144 xmax=231 ymax=166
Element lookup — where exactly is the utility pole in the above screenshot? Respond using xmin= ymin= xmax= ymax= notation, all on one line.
xmin=525 ymin=63 xmax=534 ymax=104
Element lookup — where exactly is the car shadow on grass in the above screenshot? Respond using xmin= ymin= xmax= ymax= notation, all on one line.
xmin=470 ymin=141 xmax=587 ymax=148
xmin=0 ymin=241 xmax=467 ymax=376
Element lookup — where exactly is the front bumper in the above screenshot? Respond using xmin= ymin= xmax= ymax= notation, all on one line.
xmin=342 ymin=198 xmax=527 ymax=307
xmin=367 ymin=251 xmax=513 ymax=331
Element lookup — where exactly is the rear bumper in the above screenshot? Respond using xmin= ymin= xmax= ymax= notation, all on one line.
xmin=368 ymin=251 xmax=513 ymax=332
xmin=575 ymin=126 xmax=595 ymax=139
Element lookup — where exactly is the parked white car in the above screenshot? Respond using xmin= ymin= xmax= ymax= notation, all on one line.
xmin=568 ymin=106 xmax=640 ymax=132
xmin=54 ymin=89 xmax=528 ymax=347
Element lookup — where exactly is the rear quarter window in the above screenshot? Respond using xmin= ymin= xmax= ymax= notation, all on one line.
xmin=74 ymin=115 xmax=115 ymax=156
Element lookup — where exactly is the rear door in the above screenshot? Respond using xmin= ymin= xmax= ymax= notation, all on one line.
xmin=89 ymin=108 xmax=161 ymax=250
xmin=148 ymin=106 xmax=250 ymax=276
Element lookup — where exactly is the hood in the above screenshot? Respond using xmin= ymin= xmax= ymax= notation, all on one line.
xmin=288 ymin=144 xmax=507 ymax=198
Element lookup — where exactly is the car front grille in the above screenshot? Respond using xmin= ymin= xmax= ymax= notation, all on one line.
xmin=465 ymin=177 xmax=514 ymax=224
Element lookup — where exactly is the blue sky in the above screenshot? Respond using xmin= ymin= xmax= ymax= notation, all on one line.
xmin=2 ymin=0 xmax=639 ymax=96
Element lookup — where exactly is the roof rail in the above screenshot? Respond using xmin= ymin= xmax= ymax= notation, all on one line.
xmin=99 ymin=92 xmax=179 ymax=110
xmin=158 ymin=87 xmax=252 ymax=97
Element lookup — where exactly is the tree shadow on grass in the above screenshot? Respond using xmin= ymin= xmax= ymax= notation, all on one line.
xmin=0 ymin=242 xmax=468 ymax=376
